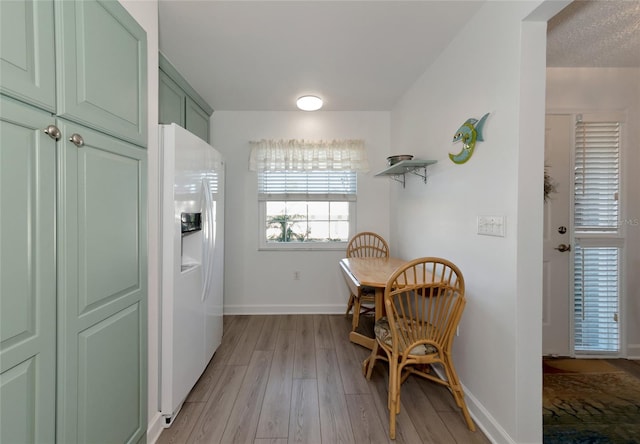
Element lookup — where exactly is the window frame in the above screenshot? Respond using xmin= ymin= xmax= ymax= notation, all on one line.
xmin=257 ymin=169 xmax=358 ymax=251
xmin=258 ymin=200 xmax=356 ymax=251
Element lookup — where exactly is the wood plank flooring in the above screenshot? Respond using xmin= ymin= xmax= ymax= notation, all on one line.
xmin=157 ymin=314 xmax=488 ymax=444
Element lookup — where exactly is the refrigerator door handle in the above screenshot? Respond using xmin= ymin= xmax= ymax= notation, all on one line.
xmin=201 ymin=179 xmax=216 ymax=302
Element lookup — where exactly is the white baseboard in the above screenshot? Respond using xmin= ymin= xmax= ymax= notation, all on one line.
xmin=627 ymin=344 xmax=640 ymax=359
xmin=223 ymin=304 xmax=345 ymax=315
xmin=147 ymin=412 xmax=164 ymax=444
xmin=427 ymin=365 xmax=516 ymax=444
xmin=463 ymin=385 xmax=517 ymax=444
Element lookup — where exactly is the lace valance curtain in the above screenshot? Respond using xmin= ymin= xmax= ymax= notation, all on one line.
xmin=249 ymin=139 xmax=370 ymax=172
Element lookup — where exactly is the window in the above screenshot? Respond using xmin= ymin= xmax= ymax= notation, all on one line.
xmin=259 ymin=170 xmax=356 ymax=248
xmin=572 ymin=119 xmax=621 ymax=354
xmin=250 ymin=139 xmax=368 ymax=250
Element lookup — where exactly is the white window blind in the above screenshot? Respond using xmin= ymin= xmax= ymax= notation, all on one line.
xmin=258 ymin=170 xmax=357 ymax=201
xmin=573 ymin=245 xmax=620 ymax=352
xmin=574 ymin=121 xmax=619 ymax=232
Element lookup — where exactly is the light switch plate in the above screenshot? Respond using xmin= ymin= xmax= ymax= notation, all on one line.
xmin=477 ymin=215 xmax=506 ymax=237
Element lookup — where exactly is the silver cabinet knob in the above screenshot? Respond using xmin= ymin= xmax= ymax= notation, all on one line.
xmin=69 ymin=133 xmax=84 ymax=147
xmin=44 ymin=125 xmax=61 ymax=141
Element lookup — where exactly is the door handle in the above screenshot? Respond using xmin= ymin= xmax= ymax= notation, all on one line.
xmin=554 ymin=243 xmax=571 ymax=252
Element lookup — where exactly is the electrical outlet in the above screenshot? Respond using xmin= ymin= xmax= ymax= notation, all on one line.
xmin=477 ymin=215 xmax=506 ymax=237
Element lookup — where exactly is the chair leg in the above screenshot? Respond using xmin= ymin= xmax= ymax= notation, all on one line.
xmin=351 ymin=296 xmax=361 ymax=331
xmin=442 ymin=359 xmax=476 ymax=432
xmin=388 ymin=359 xmax=398 ymax=440
xmin=365 ymin=341 xmax=379 ymax=379
xmin=345 ymin=293 xmax=355 ymax=316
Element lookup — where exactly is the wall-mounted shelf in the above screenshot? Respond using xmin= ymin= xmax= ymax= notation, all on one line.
xmin=375 ymin=159 xmax=437 ymax=188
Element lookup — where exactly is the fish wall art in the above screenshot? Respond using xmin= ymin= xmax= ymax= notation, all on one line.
xmin=449 ymin=112 xmax=490 ymax=164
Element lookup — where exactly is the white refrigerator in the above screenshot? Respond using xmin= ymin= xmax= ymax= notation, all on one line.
xmin=159 ymin=124 xmax=224 ymax=426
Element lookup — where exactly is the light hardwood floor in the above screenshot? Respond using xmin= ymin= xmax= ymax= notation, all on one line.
xmin=156 ymin=314 xmax=489 ymax=444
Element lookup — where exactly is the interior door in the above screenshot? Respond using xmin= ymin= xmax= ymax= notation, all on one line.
xmin=542 ymin=114 xmax=572 ymax=356
xmin=0 ymin=96 xmax=56 ymax=443
xmin=56 ymin=119 xmax=147 ymax=443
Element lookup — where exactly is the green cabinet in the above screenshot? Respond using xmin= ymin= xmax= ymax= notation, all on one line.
xmin=0 ymin=1 xmax=147 ymax=442
xmin=56 ymin=120 xmax=147 ymax=443
xmin=0 ymin=96 xmax=57 ymax=444
xmin=1 ymin=0 xmax=147 ymax=147
xmin=158 ymin=52 xmax=212 ymax=142
xmin=0 ymin=0 xmax=56 ymax=112
xmin=55 ymin=0 xmax=147 ymax=146
xmin=159 ymin=70 xmax=186 ymax=129
xmin=185 ymin=96 xmax=210 ymax=142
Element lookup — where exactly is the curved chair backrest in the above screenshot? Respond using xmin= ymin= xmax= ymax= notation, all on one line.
xmin=384 ymin=257 xmax=465 ymax=356
xmin=346 ymin=232 xmax=389 ymax=258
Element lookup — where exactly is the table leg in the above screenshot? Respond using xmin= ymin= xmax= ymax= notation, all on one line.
xmin=374 ymin=287 xmax=384 ymax=320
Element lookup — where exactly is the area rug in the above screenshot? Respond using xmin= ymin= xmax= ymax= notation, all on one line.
xmin=543 ymin=359 xmax=640 ymax=443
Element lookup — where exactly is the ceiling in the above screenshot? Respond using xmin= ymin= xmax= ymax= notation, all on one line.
xmin=158 ymin=1 xmax=640 ymax=113
xmin=547 ymin=0 xmax=640 ymax=68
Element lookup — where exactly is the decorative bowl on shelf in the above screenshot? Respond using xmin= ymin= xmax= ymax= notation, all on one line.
xmin=387 ymin=155 xmax=413 ymax=166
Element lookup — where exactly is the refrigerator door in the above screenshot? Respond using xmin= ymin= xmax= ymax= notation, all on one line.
xmin=203 ymin=163 xmax=224 ymax=360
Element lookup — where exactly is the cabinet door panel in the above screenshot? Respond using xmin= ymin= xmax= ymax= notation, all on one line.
xmin=186 ymin=96 xmax=210 ymax=143
xmin=77 ymin=304 xmax=142 ymax=443
xmin=0 ymin=0 xmax=56 ymax=111
xmin=57 ymin=120 xmax=147 ymax=444
xmin=0 ymin=96 xmax=56 ymax=444
xmin=159 ymin=70 xmax=186 ymax=126
xmin=55 ymin=0 xmax=147 ymax=146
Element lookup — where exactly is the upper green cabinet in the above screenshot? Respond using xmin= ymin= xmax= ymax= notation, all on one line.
xmin=0 ymin=0 xmax=147 ymax=147
xmin=0 ymin=0 xmax=56 ymax=112
xmin=159 ymin=70 xmax=186 ymax=128
xmin=159 ymin=52 xmax=213 ymax=143
xmin=185 ymin=96 xmax=210 ymax=142
xmin=55 ymin=0 xmax=147 ymax=146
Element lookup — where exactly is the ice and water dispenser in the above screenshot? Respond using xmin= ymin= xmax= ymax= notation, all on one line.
xmin=180 ymin=212 xmax=202 ymax=272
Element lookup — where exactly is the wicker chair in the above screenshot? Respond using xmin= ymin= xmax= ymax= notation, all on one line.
xmin=345 ymin=232 xmax=389 ymax=331
xmin=364 ymin=257 xmax=475 ymax=438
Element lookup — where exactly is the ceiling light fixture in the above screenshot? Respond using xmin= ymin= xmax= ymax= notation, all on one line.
xmin=296 ymin=95 xmax=323 ymax=111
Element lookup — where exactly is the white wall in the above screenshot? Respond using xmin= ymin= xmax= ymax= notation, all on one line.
xmin=546 ymin=67 xmax=640 ymax=357
xmin=118 ymin=1 xmax=162 ymax=441
xmin=210 ymin=112 xmax=391 ymax=314
xmin=389 ymin=2 xmax=548 ymax=443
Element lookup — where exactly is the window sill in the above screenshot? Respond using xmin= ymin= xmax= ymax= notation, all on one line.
xmin=258 ymin=242 xmax=348 ymax=251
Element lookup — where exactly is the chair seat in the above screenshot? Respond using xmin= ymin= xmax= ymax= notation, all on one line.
xmin=374 ymin=317 xmax=438 ymax=356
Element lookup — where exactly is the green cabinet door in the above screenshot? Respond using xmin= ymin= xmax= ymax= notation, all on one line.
xmin=158 ymin=53 xmax=213 ymax=142
xmin=0 ymin=0 xmax=56 ymax=112
xmin=0 ymin=96 xmax=57 ymax=444
xmin=56 ymin=120 xmax=147 ymax=443
xmin=159 ymin=69 xmax=186 ymax=126
xmin=55 ymin=0 xmax=147 ymax=147
xmin=185 ymin=96 xmax=210 ymax=143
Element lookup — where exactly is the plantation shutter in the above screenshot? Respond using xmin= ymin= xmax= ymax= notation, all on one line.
xmin=574 ymin=121 xmax=619 ymax=232
xmin=573 ymin=245 xmax=620 ymax=352
xmin=572 ymin=119 xmax=621 ymax=353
